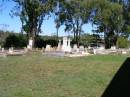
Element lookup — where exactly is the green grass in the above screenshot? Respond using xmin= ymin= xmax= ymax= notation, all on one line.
xmin=0 ymin=52 xmax=127 ymax=97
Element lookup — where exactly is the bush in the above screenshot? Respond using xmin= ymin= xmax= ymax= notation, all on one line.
xmin=4 ymin=34 xmax=58 ymax=48
xmin=117 ymin=37 xmax=128 ymax=48
xmin=35 ymin=37 xmax=58 ymax=48
xmin=46 ymin=39 xmax=58 ymax=47
xmin=4 ymin=34 xmax=27 ymax=48
xmin=71 ymin=39 xmax=88 ymax=47
xmin=70 ymin=40 xmax=77 ymax=46
xmin=35 ymin=37 xmax=46 ymax=48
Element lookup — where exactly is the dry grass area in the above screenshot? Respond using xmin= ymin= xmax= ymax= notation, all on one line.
xmin=0 ymin=52 xmax=127 ymax=97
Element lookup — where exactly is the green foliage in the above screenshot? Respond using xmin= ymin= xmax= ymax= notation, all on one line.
xmin=35 ymin=36 xmax=46 ymax=48
xmin=46 ymin=39 xmax=58 ymax=47
xmin=79 ymin=34 xmax=102 ymax=46
xmin=117 ymin=36 xmax=128 ymax=48
xmin=0 ymin=30 xmax=10 ymax=46
xmin=12 ymin=0 xmax=57 ymax=47
xmin=3 ymin=34 xmax=59 ymax=48
xmin=35 ymin=36 xmax=58 ymax=48
xmin=92 ymin=0 xmax=124 ymax=48
xmin=4 ymin=0 xmax=130 ymax=49
xmin=4 ymin=34 xmax=27 ymax=48
xmin=57 ymin=0 xmax=92 ymax=44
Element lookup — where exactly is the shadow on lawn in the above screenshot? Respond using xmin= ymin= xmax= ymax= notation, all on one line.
xmin=101 ymin=58 xmax=130 ymax=97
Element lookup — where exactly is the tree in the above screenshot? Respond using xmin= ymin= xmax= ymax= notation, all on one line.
xmin=55 ymin=18 xmax=60 ymax=40
xmin=80 ymin=33 xmax=102 ymax=47
xmin=92 ymin=0 xmax=123 ymax=48
xmin=12 ymin=0 xmax=56 ymax=48
xmin=117 ymin=36 xmax=129 ymax=48
xmin=4 ymin=33 xmax=27 ymax=48
xmin=56 ymin=0 xmax=92 ymax=46
xmin=120 ymin=0 xmax=130 ymax=37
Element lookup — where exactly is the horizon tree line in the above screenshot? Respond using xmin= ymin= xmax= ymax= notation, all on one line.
xmin=1 ymin=0 xmax=130 ymax=49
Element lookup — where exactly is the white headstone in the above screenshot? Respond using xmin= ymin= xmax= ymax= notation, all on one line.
xmin=122 ymin=51 xmax=127 ymax=54
xmin=9 ymin=48 xmax=13 ymax=54
xmin=111 ymin=46 xmax=116 ymax=50
xmin=88 ymin=46 xmax=91 ymax=49
xmin=73 ymin=44 xmax=78 ymax=52
xmin=2 ymin=48 xmax=4 ymax=52
xmin=62 ymin=37 xmax=68 ymax=52
xmin=98 ymin=46 xmax=105 ymax=50
xmin=29 ymin=39 xmax=33 ymax=46
xmin=57 ymin=40 xmax=62 ymax=51
xmin=27 ymin=39 xmax=33 ymax=50
xmin=66 ymin=38 xmax=71 ymax=52
xmin=45 ymin=45 xmax=51 ymax=52
xmin=24 ymin=47 xmax=28 ymax=52
xmin=79 ymin=46 xmax=85 ymax=52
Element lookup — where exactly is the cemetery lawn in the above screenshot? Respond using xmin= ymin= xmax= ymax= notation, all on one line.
xmin=0 ymin=52 xmax=127 ymax=97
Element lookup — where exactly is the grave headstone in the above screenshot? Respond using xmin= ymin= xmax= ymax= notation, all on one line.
xmin=2 ymin=48 xmax=4 ymax=52
xmin=79 ymin=46 xmax=84 ymax=51
xmin=62 ymin=37 xmax=68 ymax=52
xmin=57 ymin=39 xmax=62 ymax=51
xmin=27 ymin=38 xmax=33 ymax=50
xmin=45 ymin=45 xmax=51 ymax=52
xmin=72 ymin=44 xmax=78 ymax=52
xmin=111 ymin=46 xmax=116 ymax=50
xmin=24 ymin=47 xmax=28 ymax=52
xmin=66 ymin=38 xmax=71 ymax=52
xmin=99 ymin=46 xmax=105 ymax=50
xmin=9 ymin=47 xmax=13 ymax=54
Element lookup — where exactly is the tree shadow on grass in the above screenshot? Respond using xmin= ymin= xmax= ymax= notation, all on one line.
xmin=101 ymin=58 xmax=130 ymax=97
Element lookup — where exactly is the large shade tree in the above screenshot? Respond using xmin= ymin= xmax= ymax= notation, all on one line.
xmin=12 ymin=0 xmax=56 ymax=47
xmin=92 ymin=0 xmax=123 ymax=48
xmin=56 ymin=0 xmax=93 ymax=46
xmin=4 ymin=0 xmax=130 ymax=49
xmin=120 ymin=0 xmax=130 ymax=37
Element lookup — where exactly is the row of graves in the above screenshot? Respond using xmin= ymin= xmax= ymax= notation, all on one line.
xmin=0 ymin=39 xmax=33 ymax=57
xmin=43 ymin=37 xmax=130 ymax=57
xmin=0 ymin=46 xmax=28 ymax=57
xmin=0 ymin=37 xmax=129 ymax=57
xmin=93 ymin=46 xmax=129 ymax=55
xmin=43 ymin=37 xmax=90 ymax=57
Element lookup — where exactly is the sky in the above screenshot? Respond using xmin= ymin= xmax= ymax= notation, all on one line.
xmin=0 ymin=1 xmax=94 ymax=36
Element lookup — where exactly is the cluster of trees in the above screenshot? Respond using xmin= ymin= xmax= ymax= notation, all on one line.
xmin=0 ymin=30 xmax=11 ymax=45
xmin=1 ymin=0 xmax=130 ymax=48
xmin=2 ymin=32 xmax=104 ymax=48
xmin=1 ymin=32 xmax=129 ymax=48
xmin=2 ymin=32 xmax=59 ymax=48
xmin=4 ymin=34 xmax=27 ymax=48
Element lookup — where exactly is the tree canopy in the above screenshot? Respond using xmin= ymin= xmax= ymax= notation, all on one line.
xmin=1 ymin=0 xmax=130 ymax=48
xmin=12 ymin=0 xmax=56 ymax=47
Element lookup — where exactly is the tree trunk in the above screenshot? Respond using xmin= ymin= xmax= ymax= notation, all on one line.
xmin=76 ymin=20 xmax=79 ymax=47
xmin=56 ymin=27 xmax=59 ymax=40
xmin=74 ymin=32 xmax=76 ymax=41
xmin=73 ymin=23 xmax=76 ymax=41
xmin=75 ymin=30 xmax=78 ymax=46
xmin=115 ymin=32 xmax=119 ymax=49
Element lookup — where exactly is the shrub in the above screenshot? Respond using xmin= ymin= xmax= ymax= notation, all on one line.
xmin=35 ymin=37 xmax=46 ymax=48
xmin=3 ymin=34 xmax=59 ymax=48
xmin=35 ymin=37 xmax=58 ymax=48
xmin=117 ymin=37 xmax=128 ymax=48
xmin=46 ymin=39 xmax=58 ymax=47
xmin=4 ymin=34 xmax=27 ymax=48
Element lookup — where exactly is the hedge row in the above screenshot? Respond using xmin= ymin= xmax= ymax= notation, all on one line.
xmin=3 ymin=34 xmax=58 ymax=48
xmin=2 ymin=34 xmax=129 ymax=49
